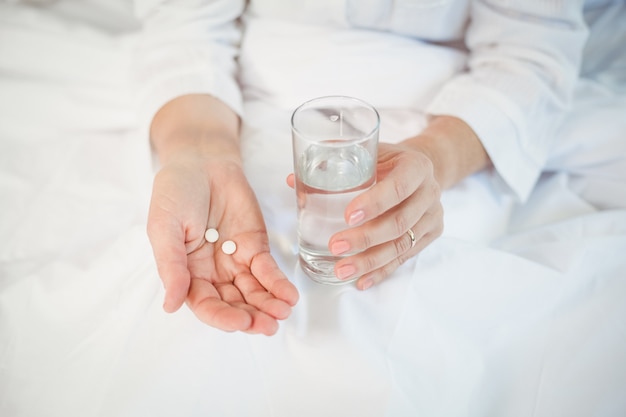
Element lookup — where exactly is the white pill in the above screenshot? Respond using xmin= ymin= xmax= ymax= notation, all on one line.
xmin=205 ymin=228 xmax=219 ymax=243
xmin=221 ymin=240 xmax=237 ymax=255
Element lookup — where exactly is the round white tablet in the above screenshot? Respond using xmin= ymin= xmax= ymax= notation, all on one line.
xmin=221 ymin=240 xmax=237 ymax=255
xmin=204 ymin=228 xmax=219 ymax=243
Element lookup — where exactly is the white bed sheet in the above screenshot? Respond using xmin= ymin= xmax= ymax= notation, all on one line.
xmin=1 ymin=4 xmax=625 ymax=417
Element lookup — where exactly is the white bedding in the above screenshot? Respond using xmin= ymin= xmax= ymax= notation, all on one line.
xmin=1 ymin=3 xmax=625 ymax=417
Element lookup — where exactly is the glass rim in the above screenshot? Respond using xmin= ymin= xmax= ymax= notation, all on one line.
xmin=290 ymin=95 xmax=380 ymax=144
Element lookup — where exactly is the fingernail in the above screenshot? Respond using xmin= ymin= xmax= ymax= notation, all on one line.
xmin=336 ymin=264 xmax=356 ymax=280
xmin=330 ymin=240 xmax=351 ymax=255
xmin=360 ymin=279 xmax=374 ymax=291
xmin=348 ymin=210 xmax=365 ymax=226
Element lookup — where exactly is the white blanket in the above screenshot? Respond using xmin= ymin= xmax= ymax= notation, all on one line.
xmin=1 ymin=4 xmax=625 ymax=417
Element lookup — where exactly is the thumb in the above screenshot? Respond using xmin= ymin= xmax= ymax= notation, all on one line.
xmin=147 ymin=212 xmax=191 ymax=313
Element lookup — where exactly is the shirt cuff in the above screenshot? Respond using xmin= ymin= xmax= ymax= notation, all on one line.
xmin=134 ymin=68 xmax=243 ymax=142
xmin=427 ymin=77 xmax=544 ymax=202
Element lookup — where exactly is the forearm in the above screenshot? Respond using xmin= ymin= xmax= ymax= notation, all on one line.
xmin=401 ymin=115 xmax=491 ymax=190
xmin=150 ymin=94 xmax=241 ymax=166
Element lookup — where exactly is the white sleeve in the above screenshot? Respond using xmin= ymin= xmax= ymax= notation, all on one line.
xmin=426 ymin=0 xmax=588 ymax=201
xmin=132 ymin=0 xmax=245 ymax=137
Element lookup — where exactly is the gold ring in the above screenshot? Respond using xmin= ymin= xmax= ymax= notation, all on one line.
xmin=407 ymin=228 xmax=416 ymax=249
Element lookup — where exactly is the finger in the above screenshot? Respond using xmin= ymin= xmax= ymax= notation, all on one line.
xmin=233 ymin=272 xmax=293 ymax=320
xmin=356 ymin=229 xmax=441 ymax=291
xmin=286 ymin=173 xmax=295 ymax=189
xmin=244 ymin=313 xmax=280 ymax=336
xmin=330 ymin=181 xmax=440 ymax=254
xmin=187 ymin=278 xmax=254 ymax=332
xmin=189 ymin=278 xmax=282 ymax=336
xmin=334 ymin=225 xmax=421 ymax=283
xmin=147 ymin=209 xmax=191 ymax=313
xmin=250 ymin=252 xmax=300 ymax=306
xmin=344 ymin=151 xmax=433 ymax=226
xmin=334 ymin=205 xmax=443 ymax=284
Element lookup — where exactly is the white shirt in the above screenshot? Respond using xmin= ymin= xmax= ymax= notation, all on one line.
xmin=132 ymin=0 xmax=590 ymax=201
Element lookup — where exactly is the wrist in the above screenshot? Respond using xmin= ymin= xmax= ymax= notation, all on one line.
xmin=401 ymin=115 xmax=490 ymax=189
xmin=150 ymin=94 xmax=241 ymax=166
xmin=156 ymin=131 xmax=242 ymax=168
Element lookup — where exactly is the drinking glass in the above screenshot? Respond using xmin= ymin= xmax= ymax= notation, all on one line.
xmin=291 ymin=96 xmax=379 ymax=284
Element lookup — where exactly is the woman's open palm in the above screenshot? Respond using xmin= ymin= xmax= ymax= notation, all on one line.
xmin=147 ymin=154 xmax=299 ymax=335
